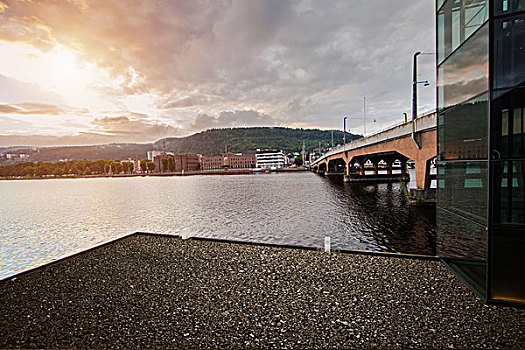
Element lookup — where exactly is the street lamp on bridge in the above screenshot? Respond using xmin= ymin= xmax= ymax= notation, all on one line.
xmin=343 ymin=116 xmax=347 ymax=146
xmin=412 ymin=51 xmax=432 ymax=149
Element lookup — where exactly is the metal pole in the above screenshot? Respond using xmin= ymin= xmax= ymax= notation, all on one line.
xmin=412 ymin=52 xmax=420 ymax=124
xmin=363 ymin=97 xmax=366 ymax=135
xmin=412 ymin=52 xmax=422 ymax=149
xmin=343 ymin=116 xmax=347 ymax=146
xmin=404 ymin=112 xmax=408 ymax=123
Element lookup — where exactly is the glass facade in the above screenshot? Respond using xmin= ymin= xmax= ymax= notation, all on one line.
xmin=494 ymin=0 xmax=525 ymax=15
xmin=437 ymin=0 xmax=525 ymax=306
xmin=438 ymin=93 xmax=489 ymax=160
xmin=437 ymin=23 xmax=489 ymax=111
xmin=437 ymin=0 xmax=488 ymax=64
xmin=493 ymin=14 xmax=525 ymax=89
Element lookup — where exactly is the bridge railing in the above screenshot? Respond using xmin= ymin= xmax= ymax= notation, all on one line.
xmin=311 ymin=110 xmax=436 ymax=166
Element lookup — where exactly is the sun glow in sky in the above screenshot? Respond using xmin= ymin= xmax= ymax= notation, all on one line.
xmin=0 ymin=0 xmax=436 ymax=146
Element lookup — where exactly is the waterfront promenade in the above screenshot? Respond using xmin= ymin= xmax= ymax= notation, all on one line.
xmin=1 ymin=234 xmax=523 ymax=349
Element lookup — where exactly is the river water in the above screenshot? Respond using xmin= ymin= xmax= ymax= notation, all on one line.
xmin=0 ymin=172 xmax=435 ymax=279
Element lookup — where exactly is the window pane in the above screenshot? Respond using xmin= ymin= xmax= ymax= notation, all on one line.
xmin=437 ymin=0 xmax=446 ymax=11
xmin=493 ymin=14 xmax=525 ymax=89
xmin=492 ymin=160 xmax=525 ymax=224
xmin=491 ymin=87 xmax=525 ymax=158
xmin=494 ymin=0 xmax=525 ymax=15
xmin=437 ymin=161 xmax=488 ymax=224
xmin=438 ymin=93 xmax=489 ymax=160
xmin=437 ymin=207 xmax=487 ymax=296
xmin=437 ymin=23 xmax=489 ymax=111
xmin=491 ymin=227 xmax=525 ymax=303
xmin=437 ymin=0 xmax=489 ymax=65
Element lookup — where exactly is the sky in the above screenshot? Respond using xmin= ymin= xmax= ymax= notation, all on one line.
xmin=0 ymin=0 xmax=436 ymax=147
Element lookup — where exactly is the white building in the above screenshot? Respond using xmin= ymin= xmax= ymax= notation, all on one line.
xmin=255 ymin=149 xmax=286 ymax=169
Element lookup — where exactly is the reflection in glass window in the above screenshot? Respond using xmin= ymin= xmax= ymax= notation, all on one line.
xmin=494 ymin=14 xmax=525 ymax=89
xmin=492 ymin=160 xmax=525 ymax=224
xmin=437 ymin=161 xmax=488 ymax=224
xmin=438 ymin=93 xmax=488 ymax=160
xmin=491 ymin=87 xmax=525 ymax=157
xmin=494 ymin=0 xmax=525 ymax=15
xmin=437 ymin=24 xmax=489 ymax=111
xmin=438 ymin=0 xmax=489 ymax=63
xmin=436 ymin=207 xmax=487 ymax=296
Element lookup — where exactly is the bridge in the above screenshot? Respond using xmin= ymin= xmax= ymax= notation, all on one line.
xmin=310 ymin=112 xmax=437 ymax=203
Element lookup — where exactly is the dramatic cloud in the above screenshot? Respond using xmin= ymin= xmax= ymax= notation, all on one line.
xmin=0 ymin=0 xmax=436 ymax=146
xmin=191 ymin=110 xmax=276 ymax=131
xmin=0 ymin=74 xmax=64 ymax=105
xmin=90 ymin=113 xmax=181 ymax=140
xmin=0 ymin=103 xmax=64 ymax=115
xmin=0 ymin=114 xmax=181 ymax=146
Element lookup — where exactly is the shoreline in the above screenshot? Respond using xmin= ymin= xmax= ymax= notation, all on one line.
xmin=0 ymin=167 xmax=308 ymax=181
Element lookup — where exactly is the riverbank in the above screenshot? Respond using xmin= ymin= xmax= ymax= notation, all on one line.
xmin=1 ymin=233 xmax=523 ymax=349
xmin=0 ymin=167 xmax=309 ymax=181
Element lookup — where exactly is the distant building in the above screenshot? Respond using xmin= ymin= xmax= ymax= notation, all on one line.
xmin=153 ymin=154 xmax=173 ymax=172
xmin=201 ymin=153 xmax=256 ymax=170
xmin=148 ymin=150 xmax=173 ymax=161
xmin=255 ymin=149 xmax=286 ymax=169
xmin=152 ymin=153 xmax=201 ymax=172
xmin=174 ymin=154 xmax=201 ymax=172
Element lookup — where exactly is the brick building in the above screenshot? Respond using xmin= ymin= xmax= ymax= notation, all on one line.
xmin=153 ymin=153 xmax=201 ymax=172
xmin=201 ymin=153 xmax=256 ymax=170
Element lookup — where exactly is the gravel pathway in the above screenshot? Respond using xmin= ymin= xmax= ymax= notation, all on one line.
xmin=1 ymin=234 xmax=524 ymax=349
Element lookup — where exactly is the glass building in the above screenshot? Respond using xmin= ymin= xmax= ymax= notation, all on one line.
xmin=437 ymin=0 xmax=524 ymax=306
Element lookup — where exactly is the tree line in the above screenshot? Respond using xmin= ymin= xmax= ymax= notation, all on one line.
xmin=0 ymin=159 xmax=157 ymax=178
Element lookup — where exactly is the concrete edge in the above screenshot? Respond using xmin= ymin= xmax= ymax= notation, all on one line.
xmin=0 ymin=232 xmax=438 ymax=284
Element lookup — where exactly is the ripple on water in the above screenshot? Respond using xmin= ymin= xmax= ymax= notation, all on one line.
xmin=0 ymin=173 xmax=435 ymax=279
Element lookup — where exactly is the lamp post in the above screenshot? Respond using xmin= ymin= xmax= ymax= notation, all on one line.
xmin=343 ymin=116 xmax=347 ymax=146
xmin=412 ymin=51 xmax=430 ymax=149
xmin=412 ymin=52 xmax=430 ymax=122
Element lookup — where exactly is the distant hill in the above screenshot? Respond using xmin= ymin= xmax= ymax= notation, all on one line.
xmin=6 ymin=127 xmax=360 ymax=162
xmin=156 ymin=127 xmax=360 ymax=156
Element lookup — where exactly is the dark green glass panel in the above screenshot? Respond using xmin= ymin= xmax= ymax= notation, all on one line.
xmin=491 ymin=87 xmax=525 ymax=158
xmin=491 ymin=160 xmax=525 ymax=224
xmin=493 ymin=14 xmax=525 ymax=89
xmin=491 ymin=227 xmax=525 ymax=304
xmin=437 ymin=0 xmax=489 ymax=64
xmin=438 ymin=93 xmax=488 ymax=160
xmin=437 ymin=161 xmax=488 ymax=224
xmin=494 ymin=0 xmax=525 ymax=15
xmin=437 ymin=23 xmax=489 ymax=112
xmin=437 ymin=207 xmax=487 ymax=297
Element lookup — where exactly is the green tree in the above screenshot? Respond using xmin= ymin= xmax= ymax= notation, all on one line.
xmin=147 ymin=161 xmax=155 ymax=172
xmin=122 ymin=162 xmax=132 ymax=174
xmin=168 ymin=157 xmax=175 ymax=172
xmin=140 ymin=159 xmax=147 ymax=172
xmin=161 ymin=158 xmax=168 ymax=172
xmin=294 ymin=156 xmax=303 ymax=166
xmin=84 ymin=167 xmax=92 ymax=175
xmin=110 ymin=161 xmax=122 ymax=174
xmin=104 ymin=163 xmax=111 ymax=174
xmin=25 ymin=166 xmax=35 ymax=177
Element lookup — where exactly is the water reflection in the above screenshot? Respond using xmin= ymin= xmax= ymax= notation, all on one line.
xmin=0 ymin=173 xmax=436 ymax=279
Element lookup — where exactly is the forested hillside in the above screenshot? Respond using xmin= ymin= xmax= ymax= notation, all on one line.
xmin=7 ymin=127 xmax=360 ymax=162
xmin=157 ymin=127 xmax=359 ymax=156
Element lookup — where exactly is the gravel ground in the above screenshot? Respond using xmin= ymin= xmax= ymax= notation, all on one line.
xmin=1 ymin=234 xmax=524 ymax=349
